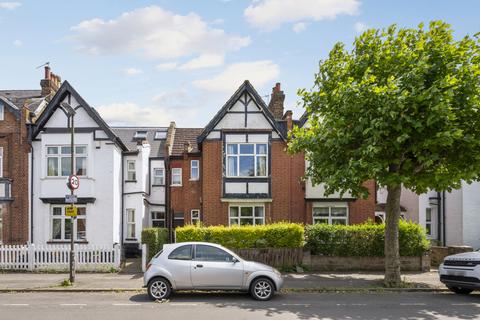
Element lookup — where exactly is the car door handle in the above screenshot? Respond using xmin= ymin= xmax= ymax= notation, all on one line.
xmin=196 ymin=264 xmax=203 ymax=268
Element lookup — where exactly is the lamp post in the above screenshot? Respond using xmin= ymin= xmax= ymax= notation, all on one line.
xmin=61 ymin=102 xmax=76 ymax=283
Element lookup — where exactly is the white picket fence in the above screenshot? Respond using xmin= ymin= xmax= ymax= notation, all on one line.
xmin=0 ymin=244 xmax=121 ymax=271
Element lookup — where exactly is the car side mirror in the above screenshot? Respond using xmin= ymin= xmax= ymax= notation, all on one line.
xmin=232 ymin=257 xmax=239 ymax=263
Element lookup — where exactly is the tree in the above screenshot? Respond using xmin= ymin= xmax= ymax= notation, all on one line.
xmin=289 ymin=21 xmax=480 ymax=286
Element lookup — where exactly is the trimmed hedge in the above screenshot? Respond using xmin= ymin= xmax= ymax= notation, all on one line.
xmin=141 ymin=228 xmax=169 ymax=260
xmin=305 ymin=221 xmax=429 ymax=257
xmin=176 ymin=223 xmax=304 ymax=249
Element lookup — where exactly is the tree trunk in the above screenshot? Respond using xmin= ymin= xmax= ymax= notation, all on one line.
xmin=384 ymin=183 xmax=402 ymax=287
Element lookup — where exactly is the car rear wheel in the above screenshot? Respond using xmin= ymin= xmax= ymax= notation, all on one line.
xmin=448 ymin=286 xmax=473 ymax=295
xmin=148 ymin=277 xmax=171 ymax=301
xmin=250 ymin=278 xmax=275 ymax=301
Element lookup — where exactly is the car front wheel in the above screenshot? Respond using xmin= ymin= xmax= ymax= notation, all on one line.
xmin=148 ymin=277 xmax=171 ymax=301
xmin=448 ymin=286 xmax=473 ymax=295
xmin=250 ymin=278 xmax=275 ymax=301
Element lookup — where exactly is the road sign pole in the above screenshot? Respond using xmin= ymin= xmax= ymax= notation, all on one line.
xmin=69 ymin=112 xmax=76 ymax=283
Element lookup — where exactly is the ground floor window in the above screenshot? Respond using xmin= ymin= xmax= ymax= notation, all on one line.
xmin=173 ymin=212 xmax=184 ymax=228
xmin=229 ymin=205 xmax=264 ymax=226
xmin=425 ymin=207 xmax=432 ymax=236
xmin=191 ymin=209 xmax=200 ymax=224
xmin=51 ymin=205 xmax=86 ymax=241
xmin=151 ymin=211 xmax=165 ymax=228
xmin=313 ymin=205 xmax=348 ymax=225
xmin=126 ymin=209 xmax=136 ymax=239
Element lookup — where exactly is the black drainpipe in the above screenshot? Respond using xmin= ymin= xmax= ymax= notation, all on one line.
xmin=437 ymin=191 xmax=442 ymax=245
xmin=29 ymin=131 xmax=34 ymax=244
xmin=442 ymin=191 xmax=446 ymax=246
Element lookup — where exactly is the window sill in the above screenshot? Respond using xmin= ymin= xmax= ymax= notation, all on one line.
xmin=171 ymin=184 xmax=182 ymax=187
xmin=189 ymin=179 xmax=200 ymax=182
xmin=47 ymin=241 xmax=89 ymax=244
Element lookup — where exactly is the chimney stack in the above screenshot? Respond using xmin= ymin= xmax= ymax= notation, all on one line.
xmin=268 ymin=82 xmax=285 ymax=119
xmin=284 ymin=110 xmax=293 ymax=131
xmin=40 ymin=65 xmax=61 ymax=99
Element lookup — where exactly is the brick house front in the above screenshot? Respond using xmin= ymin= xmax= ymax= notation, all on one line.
xmin=168 ymin=81 xmax=376 ymax=227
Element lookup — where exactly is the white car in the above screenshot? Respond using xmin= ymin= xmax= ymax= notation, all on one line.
xmin=439 ymin=250 xmax=480 ymax=294
xmin=143 ymin=242 xmax=284 ymax=301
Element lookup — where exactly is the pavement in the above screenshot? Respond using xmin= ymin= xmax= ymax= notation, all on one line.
xmin=0 ymin=291 xmax=479 ymax=320
xmin=0 ymin=270 xmax=445 ymax=292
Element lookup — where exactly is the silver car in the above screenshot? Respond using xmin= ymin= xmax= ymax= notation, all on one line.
xmin=143 ymin=242 xmax=284 ymax=301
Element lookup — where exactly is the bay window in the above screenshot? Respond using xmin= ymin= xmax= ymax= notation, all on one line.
xmin=127 ymin=160 xmax=136 ymax=181
xmin=47 ymin=145 xmax=87 ymax=177
xmin=51 ymin=206 xmax=86 ymax=241
xmin=313 ymin=206 xmax=348 ymax=225
xmin=229 ymin=205 xmax=265 ymax=226
xmin=226 ymin=143 xmax=267 ymax=177
xmin=151 ymin=211 xmax=165 ymax=228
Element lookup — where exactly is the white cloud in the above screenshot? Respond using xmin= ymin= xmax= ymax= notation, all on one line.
xmin=155 ymin=62 xmax=178 ymax=71
xmin=71 ymin=5 xmax=250 ymax=60
xmin=179 ymin=54 xmax=224 ymax=70
xmin=13 ymin=39 xmax=22 ymax=47
xmin=354 ymin=21 xmax=368 ymax=33
xmin=292 ymin=22 xmax=307 ymax=33
xmin=211 ymin=18 xmax=224 ymax=25
xmin=193 ymin=60 xmax=279 ymax=92
xmin=0 ymin=2 xmax=21 ymax=10
xmin=244 ymin=0 xmax=360 ymax=31
xmin=122 ymin=67 xmax=143 ymax=76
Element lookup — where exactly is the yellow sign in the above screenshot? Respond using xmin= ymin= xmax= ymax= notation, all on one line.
xmin=65 ymin=206 xmax=77 ymax=217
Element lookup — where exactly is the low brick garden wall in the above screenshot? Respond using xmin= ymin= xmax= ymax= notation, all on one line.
xmin=430 ymin=246 xmax=473 ymax=267
xmin=303 ymin=251 xmax=430 ymax=272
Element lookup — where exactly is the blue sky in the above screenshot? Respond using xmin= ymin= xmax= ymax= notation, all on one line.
xmin=0 ymin=0 xmax=479 ymax=127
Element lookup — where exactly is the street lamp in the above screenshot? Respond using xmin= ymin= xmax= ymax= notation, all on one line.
xmin=61 ymin=102 xmax=76 ymax=283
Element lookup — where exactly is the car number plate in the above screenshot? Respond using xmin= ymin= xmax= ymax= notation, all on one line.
xmin=447 ymin=270 xmax=466 ymax=277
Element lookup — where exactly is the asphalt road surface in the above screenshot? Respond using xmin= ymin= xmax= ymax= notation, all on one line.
xmin=0 ymin=291 xmax=479 ymax=319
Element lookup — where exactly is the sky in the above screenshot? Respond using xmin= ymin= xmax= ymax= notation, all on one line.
xmin=0 ymin=0 xmax=479 ymax=128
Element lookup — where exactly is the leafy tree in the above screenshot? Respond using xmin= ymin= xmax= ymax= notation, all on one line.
xmin=289 ymin=21 xmax=480 ymax=286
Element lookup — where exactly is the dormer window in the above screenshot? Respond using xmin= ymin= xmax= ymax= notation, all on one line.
xmin=134 ymin=131 xmax=147 ymax=140
xmin=154 ymin=131 xmax=167 ymax=140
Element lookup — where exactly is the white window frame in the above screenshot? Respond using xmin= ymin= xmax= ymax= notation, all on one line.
xmin=226 ymin=143 xmax=268 ymax=178
xmin=190 ymin=160 xmax=199 ymax=180
xmin=151 ymin=211 xmax=166 ymax=228
xmin=0 ymin=103 xmax=3 ymax=121
xmin=228 ymin=204 xmax=265 ymax=226
xmin=127 ymin=160 xmax=136 ymax=181
xmin=0 ymin=205 xmax=3 ymax=244
xmin=171 ymin=168 xmax=182 ymax=186
xmin=46 ymin=145 xmax=88 ymax=177
xmin=50 ymin=205 xmax=87 ymax=242
xmin=312 ymin=205 xmax=349 ymax=225
xmin=126 ymin=209 xmax=136 ymax=239
xmin=153 ymin=168 xmax=165 ymax=185
xmin=191 ymin=209 xmax=200 ymax=224
xmin=425 ymin=207 xmax=433 ymax=237
xmin=154 ymin=131 xmax=167 ymax=140
xmin=0 ymin=147 xmax=3 ymax=178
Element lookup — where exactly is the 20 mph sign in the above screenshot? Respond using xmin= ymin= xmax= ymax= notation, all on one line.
xmin=67 ymin=175 xmax=80 ymax=190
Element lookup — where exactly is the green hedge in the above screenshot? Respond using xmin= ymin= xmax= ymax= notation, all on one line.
xmin=141 ymin=228 xmax=169 ymax=260
xmin=305 ymin=221 xmax=429 ymax=257
xmin=176 ymin=223 xmax=304 ymax=249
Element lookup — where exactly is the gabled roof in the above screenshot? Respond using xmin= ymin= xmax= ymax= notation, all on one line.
xmin=32 ymin=81 xmax=127 ymax=151
xmin=112 ymin=127 xmax=168 ymax=157
xmin=171 ymin=128 xmax=204 ymax=156
xmin=197 ymin=80 xmax=287 ymax=144
xmin=0 ymin=90 xmax=43 ymax=112
xmin=0 ymin=95 xmax=21 ymax=119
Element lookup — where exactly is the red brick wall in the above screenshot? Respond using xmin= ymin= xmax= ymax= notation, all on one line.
xmin=348 ymin=180 xmax=376 ymax=224
xmin=169 ymin=155 xmax=202 ymax=224
xmin=0 ymin=107 xmax=30 ymax=244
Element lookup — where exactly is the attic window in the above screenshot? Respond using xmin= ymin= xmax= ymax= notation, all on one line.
xmin=134 ymin=131 xmax=147 ymax=139
xmin=154 ymin=131 xmax=167 ymax=140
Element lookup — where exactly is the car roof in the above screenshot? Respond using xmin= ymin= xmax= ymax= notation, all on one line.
xmin=166 ymin=242 xmax=224 ymax=248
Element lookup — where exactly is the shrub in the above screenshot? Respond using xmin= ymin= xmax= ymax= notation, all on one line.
xmin=141 ymin=228 xmax=169 ymax=260
xmin=305 ymin=220 xmax=429 ymax=257
xmin=175 ymin=222 xmax=304 ymax=249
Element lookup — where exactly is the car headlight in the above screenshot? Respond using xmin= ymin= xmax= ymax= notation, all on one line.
xmin=273 ymin=268 xmax=282 ymax=277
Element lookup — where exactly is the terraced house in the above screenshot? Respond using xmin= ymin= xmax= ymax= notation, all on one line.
xmin=167 ymin=81 xmax=376 ymax=227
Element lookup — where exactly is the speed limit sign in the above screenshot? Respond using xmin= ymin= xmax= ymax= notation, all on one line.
xmin=67 ymin=175 xmax=80 ymax=190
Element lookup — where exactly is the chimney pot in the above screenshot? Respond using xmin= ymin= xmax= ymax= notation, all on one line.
xmin=44 ymin=66 xmax=51 ymax=80
xmin=275 ymin=82 xmax=281 ymax=92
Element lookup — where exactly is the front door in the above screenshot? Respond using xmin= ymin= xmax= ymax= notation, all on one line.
xmin=191 ymin=244 xmax=244 ymax=289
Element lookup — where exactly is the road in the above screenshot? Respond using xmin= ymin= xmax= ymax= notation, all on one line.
xmin=0 ymin=291 xmax=479 ymax=319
